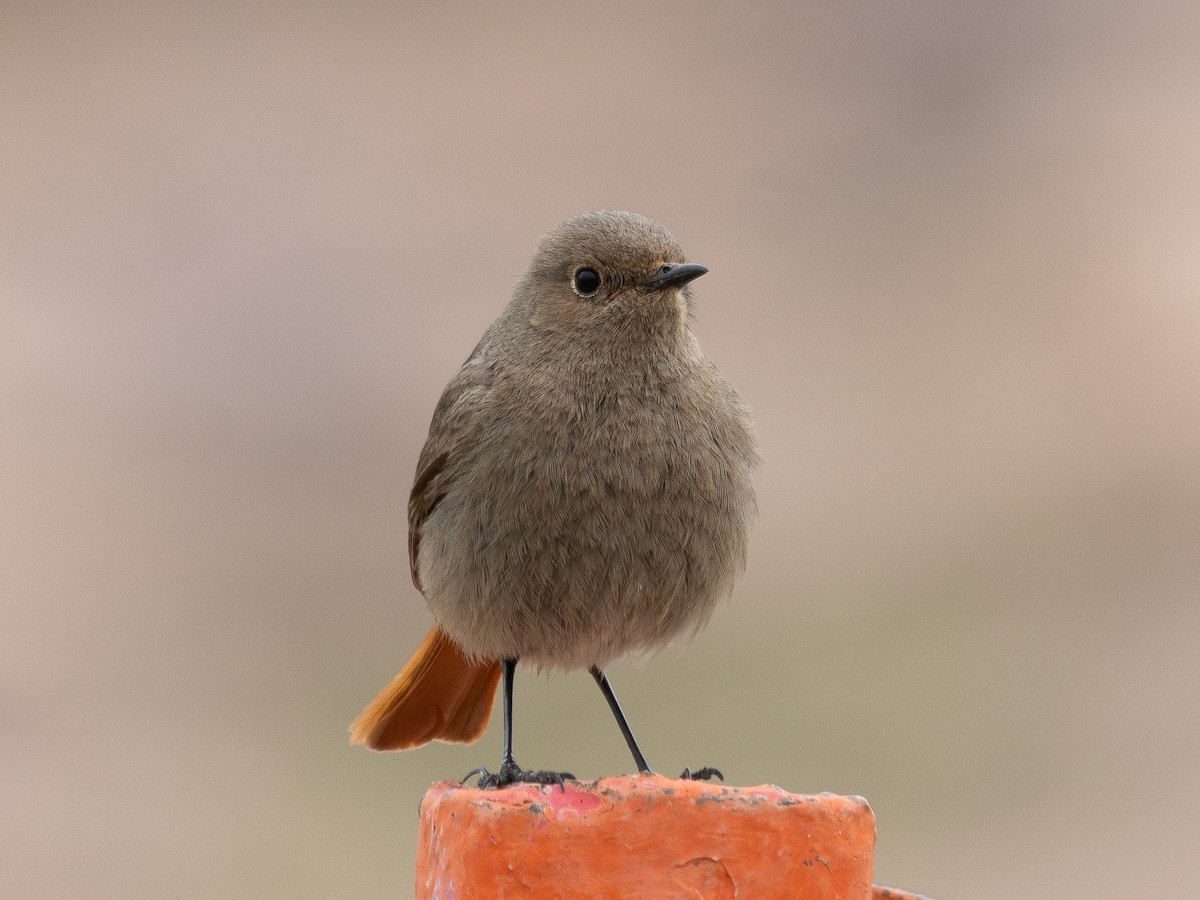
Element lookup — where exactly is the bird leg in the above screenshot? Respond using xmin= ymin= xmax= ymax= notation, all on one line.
xmin=465 ymin=658 xmax=574 ymax=790
xmin=590 ymin=666 xmax=723 ymax=781
xmin=589 ymin=666 xmax=652 ymax=773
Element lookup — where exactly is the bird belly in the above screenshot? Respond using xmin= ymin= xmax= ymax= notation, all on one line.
xmin=417 ymin=427 xmax=751 ymax=670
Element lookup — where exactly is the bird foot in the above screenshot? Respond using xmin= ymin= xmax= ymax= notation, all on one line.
xmin=679 ymin=766 xmax=724 ymax=781
xmin=464 ymin=758 xmax=575 ymax=791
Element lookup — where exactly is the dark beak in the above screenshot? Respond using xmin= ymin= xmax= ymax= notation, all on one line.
xmin=645 ymin=262 xmax=708 ymax=291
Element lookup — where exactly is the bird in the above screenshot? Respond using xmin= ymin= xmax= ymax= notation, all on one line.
xmin=350 ymin=210 xmax=757 ymax=787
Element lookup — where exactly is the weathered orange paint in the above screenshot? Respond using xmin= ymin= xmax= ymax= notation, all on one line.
xmin=872 ymin=887 xmax=933 ymax=900
xmin=416 ymin=775 xmax=880 ymax=899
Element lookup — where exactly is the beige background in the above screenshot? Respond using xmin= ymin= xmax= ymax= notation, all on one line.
xmin=4 ymin=2 xmax=1199 ymax=898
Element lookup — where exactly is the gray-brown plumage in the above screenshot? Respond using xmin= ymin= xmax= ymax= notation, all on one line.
xmin=352 ymin=211 xmax=757 ymax=780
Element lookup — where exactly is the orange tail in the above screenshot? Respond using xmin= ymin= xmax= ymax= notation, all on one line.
xmin=350 ymin=626 xmax=501 ymax=751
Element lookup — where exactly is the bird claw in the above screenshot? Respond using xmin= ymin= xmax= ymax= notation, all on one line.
xmin=464 ymin=758 xmax=575 ymax=791
xmin=679 ymin=766 xmax=724 ymax=781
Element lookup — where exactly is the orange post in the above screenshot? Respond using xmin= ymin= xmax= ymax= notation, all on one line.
xmin=416 ymin=775 xmax=902 ymax=899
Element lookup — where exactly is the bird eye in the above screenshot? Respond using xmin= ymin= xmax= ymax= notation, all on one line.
xmin=573 ymin=267 xmax=601 ymax=296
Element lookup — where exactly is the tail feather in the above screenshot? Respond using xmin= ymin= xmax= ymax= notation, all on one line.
xmin=350 ymin=626 xmax=501 ymax=751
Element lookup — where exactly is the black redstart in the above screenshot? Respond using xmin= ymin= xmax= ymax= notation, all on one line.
xmin=351 ymin=211 xmax=757 ymax=786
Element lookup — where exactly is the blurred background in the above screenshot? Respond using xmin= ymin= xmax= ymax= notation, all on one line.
xmin=3 ymin=1 xmax=1198 ymax=897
